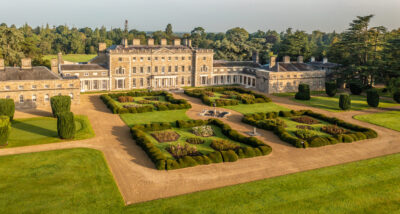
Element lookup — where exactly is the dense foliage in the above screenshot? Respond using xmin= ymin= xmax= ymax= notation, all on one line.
xmin=339 ymin=94 xmax=351 ymax=110
xmin=0 ymin=99 xmax=15 ymax=121
xmin=325 ymin=81 xmax=337 ymax=97
xmin=349 ymin=81 xmax=363 ymax=95
xmin=0 ymin=115 xmax=11 ymax=146
xmin=366 ymin=89 xmax=380 ymax=107
xmin=50 ymin=96 xmax=71 ymax=117
xmin=295 ymin=84 xmax=311 ymax=100
xmin=57 ymin=112 xmax=76 ymax=139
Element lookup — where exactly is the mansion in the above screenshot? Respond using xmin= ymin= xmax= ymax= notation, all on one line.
xmin=59 ymin=38 xmax=328 ymax=94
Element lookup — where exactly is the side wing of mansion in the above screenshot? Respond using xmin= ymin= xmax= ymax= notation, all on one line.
xmin=58 ymin=38 xmax=331 ymax=94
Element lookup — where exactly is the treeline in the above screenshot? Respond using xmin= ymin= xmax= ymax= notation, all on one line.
xmin=0 ymin=15 xmax=399 ymax=87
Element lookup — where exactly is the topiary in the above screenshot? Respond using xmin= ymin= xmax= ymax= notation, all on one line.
xmin=366 ymin=89 xmax=379 ymax=107
xmin=339 ymin=93 xmax=351 ymax=110
xmin=0 ymin=99 xmax=15 ymax=121
xmin=295 ymin=84 xmax=311 ymax=100
xmin=325 ymin=81 xmax=337 ymax=97
xmin=393 ymin=91 xmax=400 ymax=103
xmin=220 ymin=150 xmax=238 ymax=162
xmin=57 ymin=112 xmax=76 ymax=139
xmin=0 ymin=115 xmax=11 ymax=146
xmin=50 ymin=95 xmax=71 ymax=117
xmin=349 ymin=81 xmax=363 ymax=95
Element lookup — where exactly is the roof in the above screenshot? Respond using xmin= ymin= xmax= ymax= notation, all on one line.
xmin=274 ymin=62 xmax=316 ymax=72
xmin=0 ymin=66 xmax=60 ymax=81
xmin=109 ymin=45 xmax=192 ymax=51
xmin=308 ymin=61 xmax=340 ymax=68
xmin=60 ymin=64 xmax=108 ymax=71
xmin=213 ymin=60 xmax=261 ymax=68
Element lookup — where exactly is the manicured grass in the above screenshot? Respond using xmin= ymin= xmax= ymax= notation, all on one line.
xmin=354 ymin=111 xmax=400 ymax=132
xmin=223 ymin=102 xmax=289 ymax=114
xmin=281 ymin=116 xmax=333 ymax=138
xmin=114 ymin=95 xmax=168 ymax=108
xmin=0 ymin=148 xmax=124 ymax=213
xmin=120 ymin=110 xmax=190 ymax=127
xmin=43 ymin=54 xmax=97 ymax=62
xmin=289 ymin=94 xmax=398 ymax=112
xmin=7 ymin=115 xmax=95 ymax=148
xmin=2 ymin=149 xmax=400 ymax=213
xmin=272 ymin=91 xmax=325 ymax=97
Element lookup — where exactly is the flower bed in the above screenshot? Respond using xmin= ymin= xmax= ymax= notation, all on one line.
xmin=130 ymin=119 xmax=272 ymax=170
xmin=291 ymin=116 xmax=319 ymax=124
xmin=100 ymin=90 xmax=191 ymax=114
xmin=151 ymin=131 xmax=180 ymax=143
xmin=210 ymin=139 xmax=240 ymax=151
xmin=242 ymin=110 xmax=378 ymax=148
xmin=184 ymin=86 xmax=271 ymax=107
xmin=192 ymin=125 xmax=214 ymax=137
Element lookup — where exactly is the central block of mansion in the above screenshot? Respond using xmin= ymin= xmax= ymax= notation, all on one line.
xmin=59 ymin=38 xmax=328 ymax=94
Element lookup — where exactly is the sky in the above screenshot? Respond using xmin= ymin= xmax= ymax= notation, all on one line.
xmin=1 ymin=0 xmax=399 ymax=33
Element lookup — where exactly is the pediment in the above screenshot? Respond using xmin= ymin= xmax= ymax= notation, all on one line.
xmin=152 ymin=48 xmax=176 ymax=55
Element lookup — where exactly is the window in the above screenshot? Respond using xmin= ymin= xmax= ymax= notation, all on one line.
xmin=140 ymin=78 xmax=144 ymax=87
xmin=69 ymin=83 xmax=74 ymax=88
xmin=140 ymin=57 xmax=143 ymax=62
xmin=187 ymin=77 xmax=191 ymax=84
xmin=69 ymin=93 xmax=74 ymax=99
xmin=4 ymin=86 xmax=10 ymax=90
xmin=161 ymin=57 xmax=165 ymax=62
xmin=182 ymin=57 xmax=185 ymax=60
xmin=84 ymin=72 xmax=89 ymax=76
xmin=18 ymin=85 xmax=24 ymax=90
xmin=57 ymin=84 xmax=62 ymax=88
xmin=140 ymin=67 xmax=144 ymax=73
xmin=132 ymin=57 xmax=136 ymax=62
xmin=161 ymin=66 xmax=165 ymax=73
xmin=147 ymin=66 xmax=151 ymax=73
xmin=102 ymin=72 xmax=107 ymax=76
xmin=181 ymin=77 xmax=185 ymax=84
xmin=32 ymin=94 xmax=37 ymax=102
xmin=116 ymin=67 xmax=125 ymax=74
xmin=189 ymin=66 xmax=192 ymax=71
xmin=155 ymin=57 xmax=158 ymax=61
xmin=147 ymin=57 xmax=151 ymax=61
xmin=117 ymin=79 xmax=124 ymax=89
xmin=147 ymin=78 xmax=150 ymax=86
xmin=203 ymin=57 xmax=206 ymax=60
xmin=19 ymin=95 xmax=24 ymax=103
xmin=189 ymin=57 xmax=191 ymax=60
xmin=168 ymin=66 xmax=172 ymax=72
xmin=45 ymin=85 xmax=50 ymax=89
xmin=74 ymin=73 xmax=80 ymax=77
xmin=175 ymin=57 xmax=178 ymax=60
xmin=132 ymin=67 xmax=137 ymax=73
xmin=45 ymin=94 xmax=49 ymax=102
xmin=175 ymin=66 xmax=178 ymax=72
xmin=93 ymin=80 xmax=99 ymax=89
xmin=65 ymin=73 xmax=71 ymax=77
xmin=155 ymin=66 xmax=158 ymax=73
xmin=168 ymin=57 xmax=171 ymax=61
xmin=93 ymin=72 xmax=98 ymax=76
xmin=118 ymin=57 xmax=123 ymax=61
xmin=32 ymin=85 xmax=37 ymax=89
xmin=132 ymin=78 xmax=136 ymax=88
xmin=201 ymin=76 xmax=207 ymax=85
xmin=201 ymin=65 xmax=208 ymax=72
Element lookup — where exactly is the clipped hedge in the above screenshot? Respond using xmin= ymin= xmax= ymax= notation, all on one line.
xmin=100 ymin=90 xmax=191 ymax=114
xmin=339 ymin=93 xmax=351 ymax=110
xmin=50 ymin=95 xmax=71 ymax=117
xmin=366 ymin=89 xmax=380 ymax=107
xmin=0 ymin=115 xmax=11 ymax=146
xmin=349 ymin=81 xmax=363 ymax=95
xmin=242 ymin=109 xmax=378 ymax=148
xmin=295 ymin=84 xmax=310 ymax=100
xmin=130 ymin=119 xmax=272 ymax=170
xmin=325 ymin=81 xmax=337 ymax=97
xmin=0 ymin=98 xmax=15 ymax=121
xmin=57 ymin=112 xmax=76 ymax=139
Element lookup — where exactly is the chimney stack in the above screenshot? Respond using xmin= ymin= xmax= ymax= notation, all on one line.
xmin=51 ymin=59 xmax=58 ymax=74
xmin=57 ymin=52 xmax=64 ymax=65
xmin=147 ymin=38 xmax=154 ymax=46
xmin=132 ymin=39 xmax=141 ymax=46
xmin=187 ymin=39 xmax=192 ymax=47
xmin=297 ymin=56 xmax=303 ymax=63
xmin=173 ymin=38 xmax=181 ymax=46
xmin=252 ymin=51 xmax=259 ymax=63
xmin=98 ymin=43 xmax=107 ymax=52
xmin=323 ymin=57 xmax=328 ymax=64
xmin=283 ymin=56 xmax=290 ymax=63
xmin=269 ymin=56 xmax=276 ymax=69
xmin=122 ymin=38 xmax=128 ymax=48
xmin=310 ymin=56 xmax=315 ymax=62
xmin=21 ymin=58 xmax=32 ymax=69
xmin=0 ymin=59 xmax=4 ymax=70
xmin=160 ymin=38 xmax=167 ymax=46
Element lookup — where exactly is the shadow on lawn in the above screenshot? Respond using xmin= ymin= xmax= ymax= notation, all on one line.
xmin=12 ymin=120 xmax=57 ymax=137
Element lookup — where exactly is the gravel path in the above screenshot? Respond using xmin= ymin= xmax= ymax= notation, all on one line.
xmin=0 ymin=92 xmax=399 ymax=205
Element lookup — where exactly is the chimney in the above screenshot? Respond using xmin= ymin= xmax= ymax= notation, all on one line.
xmin=187 ymin=39 xmax=192 ymax=47
xmin=160 ymin=38 xmax=167 ymax=46
xmin=269 ymin=56 xmax=276 ymax=69
xmin=173 ymin=38 xmax=181 ymax=46
xmin=323 ymin=57 xmax=328 ymax=64
xmin=297 ymin=56 xmax=303 ymax=63
xmin=57 ymin=52 xmax=64 ymax=65
xmin=283 ymin=56 xmax=290 ymax=63
xmin=21 ymin=58 xmax=32 ymax=69
xmin=98 ymin=43 xmax=107 ymax=52
xmin=0 ymin=59 xmax=4 ymax=70
xmin=122 ymin=38 xmax=128 ymax=48
xmin=51 ymin=59 xmax=58 ymax=74
xmin=147 ymin=38 xmax=154 ymax=46
xmin=252 ymin=51 xmax=259 ymax=63
xmin=132 ymin=39 xmax=141 ymax=46
xmin=310 ymin=56 xmax=315 ymax=62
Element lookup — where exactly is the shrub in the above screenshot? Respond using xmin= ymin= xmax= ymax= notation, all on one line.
xmin=207 ymin=151 xmax=223 ymax=163
xmin=295 ymin=84 xmax=310 ymax=100
xmin=50 ymin=96 xmax=71 ymax=117
xmin=292 ymin=116 xmax=319 ymax=124
xmin=321 ymin=125 xmax=347 ymax=135
xmin=151 ymin=131 xmax=180 ymax=143
xmin=137 ymin=100 xmax=151 ymax=104
xmin=294 ymin=129 xmax=316 ymax=140
xmin=220 ymin=150 xmax=238 ymax=162
xmin=186 ymin=138 xmax=205 ymax=144
xmin=166 ymin=143 xmax=201 ymax=159
xmin=296 ymin=125 xmax=314 ymax=130
xmin=0 ymin=116 xmax=11 ymax=146
xmin=325 ymin=81 xmax=337 ymax=97
xmin=349 ymin=81 xmax=363 ymax=95
xmin=57 ymin=112 xmax=76 ymax=139
xmin=258 ymin=146 xmax=272 ymax=155
xmin=366 ymin=89 xmax=379 ymax=107
xmin=308 ymin=136 xmax=331 ymax=147
xmin=178 ymin=156 xmax=198 ymax=168
xmin=0 ymin=99 xmax=15 ymax=121
xmin=394 ymin=91 xmax=400 ymax=103
xmin=210 ymin=139 xmax=240 ymax=151
xmin=339 ymin=93 xmax=351 ymax=110
xmin=243 ymin=147 xmax=256 ymax=158
xmin=192 ymin=125 xmax=214 ymax=137
xmin=118 ymin=96 xmax=134 ymax=103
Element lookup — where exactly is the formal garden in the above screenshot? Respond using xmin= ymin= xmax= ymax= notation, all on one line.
xmin=131 ymin=119 xmax=272 ymax=170
xmin=101 ymin=90 xmax=191 ymax=114
xmin=243 ymin=110 xmax=377 ymax=148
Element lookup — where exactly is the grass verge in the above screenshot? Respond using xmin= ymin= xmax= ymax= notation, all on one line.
xmin=120 ymin=109 xmax=190 ymax=127
xmin=354 ymin=111 xmax=400 ymax=132
xmin=223 ymin=102 xmax=289 ymax=114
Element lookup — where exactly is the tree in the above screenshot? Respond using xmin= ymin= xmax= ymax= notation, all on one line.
xmin=325 ymin=81 xmax=337 ymax=97
xmin=295 ymin=84 xmax=311 ymax=100
xmin=279 ymin=29 xmax=311 ymax=59
xmin=0 ymin=99 xmax=15 ymax=121
xmin=0 ymin=26 xmax=24 ymax=66
xmin=366 ymin=89 xmax=379 ymax=107
xmin=50 ymin=96 xmax=71 ymax=117
xmin=191 ymin=27 xmax=206 ymax=47
xmin=165 ymin=23 xmax=173 ymax=36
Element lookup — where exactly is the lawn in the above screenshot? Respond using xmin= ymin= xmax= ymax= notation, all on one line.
xmin=7 ymin=115 xmax=95 ymax=148
xmin=354 ymin=111 xmax=400 ymax=132
xmin=0 ymin=148 xmax=124 ymax=214
xmin=2 ymin=148 xmax=400 ymax=213
xmin=114 ymin=95 xmax=168 ymax=108
xmin=120 ymin=110 xmax=190 ymax=127
xmin=287 ymin=94 xmax=398 ymax=112
xmin=43 ymin=54 xmax=97 ymax=62
xmin=272 ymin=91 xmax=325 ymax=97
xmin=223 ymin=102 xmax=289 ymax=114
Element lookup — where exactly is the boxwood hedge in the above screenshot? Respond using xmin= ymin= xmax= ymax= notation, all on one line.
xmin=0 ymin=99 xmax=15 ymax=121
